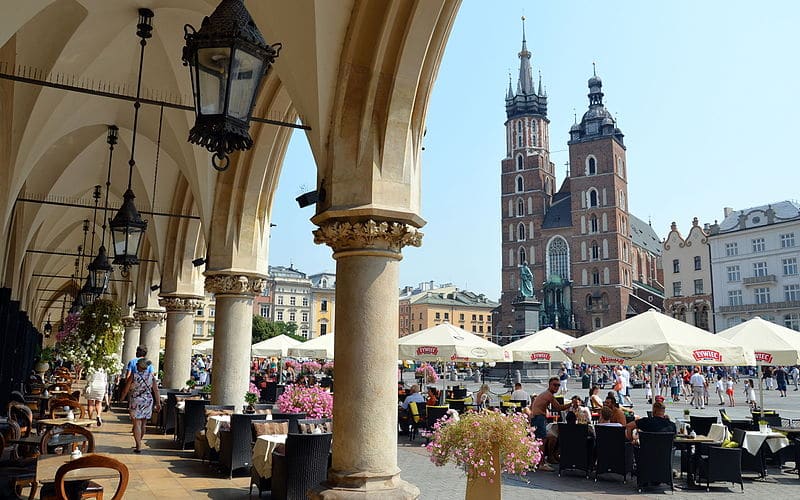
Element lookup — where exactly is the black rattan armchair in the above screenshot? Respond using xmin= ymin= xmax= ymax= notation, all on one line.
xmin=269 ymin=412 xmax=307 ymax=434
xmin=179 ymin=399 xmax=210 ymax=450
xmin=271 ymin=432 xmax=332 ymax=500
xmin=219 ymin=413 xmax=265 ymax=478
xmin=557 ymin=423 xmax=592 ymax=478
xmin=689 ymin=415 xmax=718 ymax=437
xmin=594 ymin=425 xmax=633 ymax=483
xmin=696 ymin=445 xmax=743 ymax=491
xmin=732 ymin=427 xmax=766 ymax=478
xmin=635 ymin=431 xmax=674 ymax=493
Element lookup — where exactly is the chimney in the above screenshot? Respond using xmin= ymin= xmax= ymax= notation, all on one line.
xmin=723 ymin=207 xmax=733 ymax=218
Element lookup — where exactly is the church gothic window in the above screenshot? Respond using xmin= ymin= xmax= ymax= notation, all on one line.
xmin=516 ymin=199 xmax=524 ymax=217
xmin=546 ymin=236 xmax=570 ymax=281
xmin=588 ymin=189 xmax=599 ymax=207
xmin=518 ymin=223 xmax=526 ymax=241
xmin=516 ymin=121 xmax=523 ymax=148
xmin=586 ymin=156 xmax=597 ymax=175
xmin=516 ymin=155 xmax=524 ymax=171
xmin=592 ymin=268 xmax=600 ymax=285
xmin=519 ymin=247 xmax=527 ymax=264
xmin=516 ymin=176 xmax=524 ymax=193
xmin=589 ymin=215 xmax=598 ymax=233
xmin=591 ymin=241 xmax=600 ymax=260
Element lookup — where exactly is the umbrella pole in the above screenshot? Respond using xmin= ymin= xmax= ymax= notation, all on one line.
xmin=650 ymin=363 xmax=656 ymax=402
xmin=758 ymin=361 xmax=764 ymax=423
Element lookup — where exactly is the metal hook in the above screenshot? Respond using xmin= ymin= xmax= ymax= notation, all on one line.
xmin=212 ymin=152 xmax=230 ymax=172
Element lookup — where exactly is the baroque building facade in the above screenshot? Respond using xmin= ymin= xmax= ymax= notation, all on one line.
xmin=708 ymin=201 xmax=800 ymax=331
xmin=498 ymin=29 xmax=663 ymax=336
xmin=398 ymin=282 xmax=498 ymax=339
xmin=662 ymin=219 xmax=713 ymax=331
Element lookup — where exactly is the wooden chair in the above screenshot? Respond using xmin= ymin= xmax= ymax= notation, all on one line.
xmin=49 ymin=398 xmax=85 ymax=419
xmin=40 ymin=423 xmax=95 ymax=455
xmin=7 ymin=402 xmax=34 ymax=438
xmin=41 ymin=455 xmax=129 ymax=500
xmin=47 ymin=383 xmax=72 ymax=394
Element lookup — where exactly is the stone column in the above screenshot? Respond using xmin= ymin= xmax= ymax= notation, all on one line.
xmin=204 ymin=273 xmax=266 ymax=406
xmin=159 ymin=296 xmax=203 ymax=390
xmin=311 ymin=219 xmax=422 ymax=499
xmin=133 ymin=310 xmax=167 ymax=376
xmin=120 ymin=316 xmax=141 ymax=369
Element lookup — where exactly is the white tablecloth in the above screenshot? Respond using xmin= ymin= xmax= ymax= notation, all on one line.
xmin=707 ymin=423 xmax=728 ymax=443
xmin=252 ymin=434 xmax=287 ymax=479
xmin=742 ymin=430 xmax=790 ymax=456
xmin=206 ymin=415 xmax=230 ymax=451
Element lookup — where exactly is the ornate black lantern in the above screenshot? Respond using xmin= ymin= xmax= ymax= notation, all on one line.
xmin=109 ymin=189 xmax=147 ymax=271
xmin=79 ymin=274 xmax=95 ymax=306
xmin=43 ymin=314 xmax=52 ymax=337
xmin=87 ymin=245 xmax=112 ymax=295
xmin=183 ymin=0 xmax=281 ymax=171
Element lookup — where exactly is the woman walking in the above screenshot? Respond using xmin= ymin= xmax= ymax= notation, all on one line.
xmin=84 ymin=368 xmax=108 ymax=426
xmin=121 ymin=358 xmax=160 ymax=453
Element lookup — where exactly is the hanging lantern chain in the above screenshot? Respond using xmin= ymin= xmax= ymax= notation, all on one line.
xmin=151 ymin=105 xmax=163 ymax=215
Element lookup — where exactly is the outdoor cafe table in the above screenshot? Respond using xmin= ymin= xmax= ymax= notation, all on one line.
xmin=10 ymin=433 xmax=88 ymax=453
xmin=742 ymin=430 xmax=790 ymax=456
xmin=36 ymin=453 xmax=118 ymax=486
xmin=251 ymin=434 xmax=287 ymax=479
xmin=205 ymin=414 xmax=230 ymax=451
xmin=37 ymin=418 xmax=95 ymax=429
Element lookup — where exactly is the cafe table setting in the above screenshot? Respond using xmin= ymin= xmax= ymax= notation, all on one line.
xmin=205 ymin=414 xmax=231 ymax=451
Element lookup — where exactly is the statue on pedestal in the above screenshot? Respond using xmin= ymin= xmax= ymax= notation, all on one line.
xmin=519 ymin=263 xmax=534 ymax=299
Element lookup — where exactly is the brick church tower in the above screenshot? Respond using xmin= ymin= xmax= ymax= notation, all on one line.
xmin=497 ymin=19 xmax=556 ymax=343
xmin=497 ymin=32 xmax=663 ymax=340
xmin=565 ymin=68 xmax=635 ymax=332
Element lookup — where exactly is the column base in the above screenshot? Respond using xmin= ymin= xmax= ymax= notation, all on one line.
xmin=309 ymin=470 xmax=419 ymax=499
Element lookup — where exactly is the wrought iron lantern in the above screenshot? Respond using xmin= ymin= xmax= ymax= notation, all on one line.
xmin=79 ymin=274 xmax=95 ymax=306
xmin=109 ymin=189 xmax=147 ymax=271
xmin=87 ymin=245 xmax=112 ymax=295
xmin=43 ymin=314 xmax=52 ymax=337
xmin=183 ymin=0 xmax=281 ymax=171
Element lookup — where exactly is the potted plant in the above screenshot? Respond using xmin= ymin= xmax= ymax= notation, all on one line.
xmin=415 ymin=363 xmax=439 ymax=384
xmin=244 ymin=383 xmax=259 ymax=413
xmin=276 ymin=384 xmax=333 ymax=419
xmin=35 ymin=346 xmax=55 ymax=374
xmin=201 ymin=384 xmax=212 ymax=400
xmin=426 ymin=409 xmax=542 ymax=500
xmin=185 ymin=379 xmax=196 ymax=391
xmin=758 ymin=419 xmax=769 ymax=433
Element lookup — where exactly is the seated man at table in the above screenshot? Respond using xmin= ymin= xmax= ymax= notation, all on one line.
xmin=398 ymin=384 xmax=426 ymax=434
xmin=602 ymin=396 xmax=628 ymax=426
xmin=596 ymin=405 xmax=622 ymax=426
xmin=625 ymin=401 xmax=676 ymax=442
xmin=510 ymin=383 xmax=530 ymax=405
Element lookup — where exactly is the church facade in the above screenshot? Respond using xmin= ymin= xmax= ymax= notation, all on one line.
xmin=497 ymin=28 xmax=664 ymax=341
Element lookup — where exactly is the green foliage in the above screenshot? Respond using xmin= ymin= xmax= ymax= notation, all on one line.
xmin=244 ymin=392 xmax=258 ymax=405
xmin=252 ymin=316 xmax=305 ymax=343
xmin=39 ymin=346 xmax=56 ymax=362
xmin=58 ymin=299 xmax=123 ymax=374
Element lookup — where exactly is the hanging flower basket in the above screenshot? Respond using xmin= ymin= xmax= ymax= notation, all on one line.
xmin=415 ymin=363 xmax=438 ymax=384
xmin=55 ymin=300 xmax=123 ymax=375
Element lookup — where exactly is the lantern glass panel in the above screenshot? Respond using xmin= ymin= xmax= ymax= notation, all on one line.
xmin=112 ymin=227 xmax=128 ymax=257
xmin=197 ymin=47 xmax=231 ymax=115
xmin=228 ymin=48 xmax=264 ymax=120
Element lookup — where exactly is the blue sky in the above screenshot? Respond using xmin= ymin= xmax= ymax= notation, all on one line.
xmin=268 ymin=1 xmax=800 ymax=300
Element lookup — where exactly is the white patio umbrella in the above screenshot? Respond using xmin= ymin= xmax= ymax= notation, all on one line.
xmin=398 ymin=322 xmax=504 ymax=362
xmin=251 ymin=334 xmax=302 ymax=357
xmin=563 ymin=310 xmax=756 ymax=397
xmin=191 ymin=339 xmax=214 ymax=355
xmin=502 ymin=327 xmax=574 ymax=363
xmin=287 ymin=333 xmax=334 ymax=359
xmin=718 ymin=316 xmax=800 ymax=418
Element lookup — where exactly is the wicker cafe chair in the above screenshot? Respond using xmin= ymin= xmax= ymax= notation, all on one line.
xmin=594 ymin=424 xmax=633 ymax=483
xmin=219 ymin=413 xmax=265 ymax=478
xmin=41 ymin=454 xmax=129 ymax=500
xmin=635 ymin=431 xmax=675 ymax=493
xmin=689 ymin=415 xmax=718 ymax=437
xmin=696 ymin=446 xmax=744 ymax=492
xmin=180 ymin=399 xmax=210 ymax=450
xmin=557 ymin=423 xmax=592 ymax=478
xmin=731 ymin=427 xmax=766 ymax=478
xmin=269 ymin=412 xmax=307 ymax=434
xmin=271 ymin=432 xmax=332 ymax=500
xmin=407 ymin=402 xmax=426 ymax=441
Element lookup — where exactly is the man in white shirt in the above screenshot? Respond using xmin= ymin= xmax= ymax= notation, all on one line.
xmin=510 ymin=383 xmax=530 ymax=404
xmin=619 ymin=366 xmax=633 ymax=407
xmin=689 ymin=367 xmax=706 ymax=409
xmin=791 ymin=366 xmax=800 ymax=391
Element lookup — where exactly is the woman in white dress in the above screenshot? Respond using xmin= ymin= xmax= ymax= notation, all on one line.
xmin=84 ymin=368 xmax=108 ymax=426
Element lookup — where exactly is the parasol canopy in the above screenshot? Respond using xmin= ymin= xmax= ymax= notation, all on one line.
xmin=502 ymin=327 xmax=575 ymax=363
xmin=398 ymin=322 xmax=504 ymax=362
xmin=251 ymin=334 xmax=302 ymax=357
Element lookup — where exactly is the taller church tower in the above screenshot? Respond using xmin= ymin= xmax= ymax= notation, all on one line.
xmin=497 ymin=18 xmax=556 ymax=343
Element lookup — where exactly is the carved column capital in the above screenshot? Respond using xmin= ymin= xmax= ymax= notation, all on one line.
xmin=121 ymin=316 xmax=140 ymax=328
xmin=133 ymin=309 xmax=167 ymax=325
xmin=158 ymin=296 xmax=204 ymax=313
xmin=313 ymin=218 xmax=423 ymax=256
xmin=204 ymin=272 xmax=267 ymax=297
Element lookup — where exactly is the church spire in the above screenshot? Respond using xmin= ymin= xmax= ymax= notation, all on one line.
xmin=506 ymin=71 xmax=514 ymax=100
xmin=517 ymin=16 xmax=534 ymax=95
